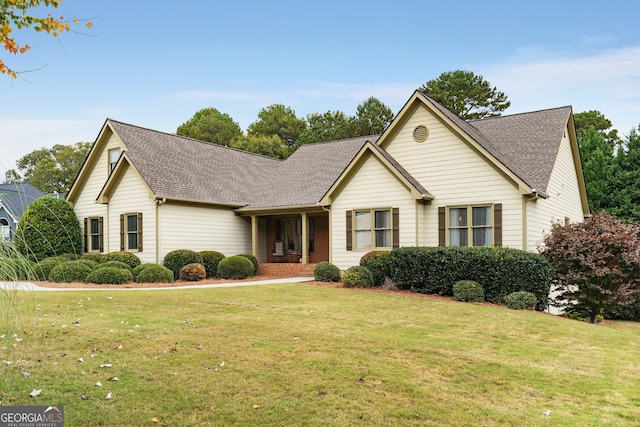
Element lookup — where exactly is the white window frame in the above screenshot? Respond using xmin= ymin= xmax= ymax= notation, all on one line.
xmin=108 ymin=148 xmax=121 ymax=173
xmin=353 ymin=208 xmax=392 ymax=250
xmin=446 ymin=204 xmax=494 ymax=247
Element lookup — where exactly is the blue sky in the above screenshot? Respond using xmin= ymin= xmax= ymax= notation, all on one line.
xmin=2 ymin=0 xmax=640 ymax=178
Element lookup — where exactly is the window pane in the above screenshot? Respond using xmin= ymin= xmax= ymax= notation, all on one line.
xmin=90 ymin=218 xmax=100 ymax=234
xmin=127 ymin=215 xmax=138 ymax=232
xmin=128 ymin=233 xmax=138 ymax=250
xmin=473 ymin=228 xmax=492 ymax=246
xmin=109 ymin=149 xmax=120 ymax=163
xmin=472 ymin=206 xmax=491 ymax=226
xmin=375 ymin=229 xmax=391 ymax=247
xmin=355 ymin=230 xmax=371 ymax=248
xmin=91 ymin=235 xmax=100 ymax=250
xmin=449 ymin=208 xmax=467 ymax=227
xmin=449 ymin=229 xmax=468 ymax=247
xmin=355 ymin=211 xmax=370 ymax=230
xmin=374 ymin=210 xmax=390 ymax=228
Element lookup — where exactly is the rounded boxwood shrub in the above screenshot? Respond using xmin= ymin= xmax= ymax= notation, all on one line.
xmin=81 ymin=253 xmax=104 ymax=263
xmin=314 ymin=261 xmax=340 ymax=282
xmin=236 ymin=254 xmax=258 ymax=275
xmin=216 ymin=256 xmax=254 ymax=280
xmin=99 ymin=260 xmax=133 ymax=273
xmin=14 ymin=196 xmax=82 ymax=262
xmin=101 ymin=251 xmax=141 ymax=269
xmin=78 ymin=259 xmax=99 ymax=270
xmin=452 ymin=280 xmax=485 ymax=302
xmin=504 ymin=291 xmax=538 ymax=310
xmin=34 ymin=257 xmax=67 ymax=280
xmin=179 ymin=263 xmax=206 ymax=281
xmin=48 ymin=260 xmax=93 ymax=283
xmin=359 ymin=251 xmax=391 ymax=287
xmin=86 ymin=266 xmax=133 ymax=284
xmin=342 ymin=266 xmax=373 ymax=288
xmin=198 ymin=251 xmax=225 ymax=278
xmin=135 ymin=264 xmax=174 ymax=283
xmin=163 ymin=249 xmax=204 ymax=280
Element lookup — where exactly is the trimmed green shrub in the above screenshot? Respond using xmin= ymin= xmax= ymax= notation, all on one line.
xmin=86 ymin=267 xmax=133 ymax=284
xmin=99 ymin=260 xmax=133 ymax=273
xmin=388 ymin=246 xmax=554 ymax=310
xmin=135 ymin=264 xmax=174 ymax=283
xmin=48 ymin=260 xmax=93 ymax=283
xmin=198 ymin=251 xmax=225 ymax=278
xmin=14 ymin=196 xmax=82 ymax=262
xmin=101 ymin=251 xmax=141 ymax=269
xmin=342 ymin=266 xmax=373 ymax=288
xmin=359 ymin=251 xmax=391 ymax=286
xmin=236 ymin=253 xmax=258 ymax=275
xmin=452 ymin=280 xmax=485 ymax=302
xmin=163 ymin=249 xmax=204 ymax=280
xmin=217 ymin=256 xmax=254 ymax=280
xmin=78 ymin=259 xmax=99 ymax=270
xmin=504 ymin=291 xmax=538 ymax=310
xmin=82 ymin=252 xmax=104 ymax=263
xmin=132 ymin=263 xmax=147 ymax=280
xmin=34 ymin=257 xmax=66 ymax=280
xmin=179 ymin=263 xmax=206 ymax=281
xmin=314 ymin=261 xmax=340 ymax=282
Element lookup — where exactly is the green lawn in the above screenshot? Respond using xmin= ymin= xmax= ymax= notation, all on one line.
xmin=1 ymin=283 xmax=639 ymax=426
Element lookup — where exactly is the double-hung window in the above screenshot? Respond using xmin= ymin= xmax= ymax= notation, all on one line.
xmin=89 ymin=217 xmax=101 ymax=251
xmin=354 ymin=209 xmax=392 ymax=249
xmin=448 ymin=205 xmax=493 ymax=247
xmin=120 ymin=213 xmax=142 ymax=252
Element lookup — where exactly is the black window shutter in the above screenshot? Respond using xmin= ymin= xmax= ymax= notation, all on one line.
xmin=346 ymin=210 xmax=352 ymax=251
xmin=392 ymin=208 xmax=399 ymax=248
xmin=494 ymin=203 xmax=502 ymax=247
xmin=137 ymin=212 xmax=143 ymax=252
xmin=120 ymin=214 xmax=125 ymax=251
xmin=438 ymin=207 xmax=446 ymax=246
xmin=83 ymin=218 xmax=88 ymax=253
xmin=99 ymin=216 xmax=104 ymax=253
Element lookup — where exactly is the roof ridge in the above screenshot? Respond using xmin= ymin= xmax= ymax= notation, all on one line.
xmin=296 ymin=134 xmax=381 ymax=148
xmin=468 ymin=105 xmax=572 ymax=123
xmin=107 ymin=118 xmax=283 ymax=162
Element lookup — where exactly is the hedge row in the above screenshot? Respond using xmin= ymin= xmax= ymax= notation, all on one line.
xmin=388 ymin=246 xmax=555 ymax=310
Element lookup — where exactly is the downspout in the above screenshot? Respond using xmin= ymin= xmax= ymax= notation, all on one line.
xmin=154 ymin=197 xmax=166 ymax=264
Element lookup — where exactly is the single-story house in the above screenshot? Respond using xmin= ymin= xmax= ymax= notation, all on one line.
xmin=66 ymin=91 xmax=589 ymax=270
xmin=0 ymin=183 xmax=47 ymax=242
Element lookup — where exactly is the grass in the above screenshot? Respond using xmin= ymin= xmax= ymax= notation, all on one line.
xmin=1 ymin=283 xmax=639 ymax=426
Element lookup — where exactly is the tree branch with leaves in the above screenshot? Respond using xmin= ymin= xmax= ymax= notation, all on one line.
xmin=1 ymin=0 xmax=92 ymax=78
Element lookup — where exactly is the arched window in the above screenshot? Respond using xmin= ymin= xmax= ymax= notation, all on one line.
xmin=0 ymin=218 xmax=10 ymax=242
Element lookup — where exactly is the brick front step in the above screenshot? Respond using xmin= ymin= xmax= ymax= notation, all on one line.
xmin=257 ymin=263 xmax=317 ymax=277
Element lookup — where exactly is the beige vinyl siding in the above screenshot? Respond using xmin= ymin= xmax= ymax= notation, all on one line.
xmin=157 ymin=204 xmax=251 ymax=264
xmin=526 ymin=128 xmax=585 ymax=252
xmin=73 ymin=133 xmax=124 ymax=249
xmin=331 ymin=154 xmax=416 ymax=270
xmin=106 ymin=165 xmax=156 ymax=262
xmin=385 ymin=105 xmax=524 ymax=248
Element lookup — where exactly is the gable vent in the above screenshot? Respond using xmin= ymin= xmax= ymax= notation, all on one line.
xmin=413 ymin=125 xmax=429 ymax=143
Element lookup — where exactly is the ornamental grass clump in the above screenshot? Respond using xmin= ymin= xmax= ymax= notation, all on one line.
xmin=342 ymin=266 xmax=374 ymax=288
xmin=314 ymin=261 xmax=340 ymax=282
xmin=504 ymin=291 xmax=538 ymax=310
xmin=217 ymin=256 xmax=254 ymax=280
xmin=452 ymin=280 xmax=485 ymax=303
xmin=86 ymin=266 xmax=133 ymax=284
xmin=135 ymin=264 xmax=174 ymax=283
xmin=179 ymin=263 xmax=206 ymax=281
xmin=197 ymin=251 xmax=225 ymax=278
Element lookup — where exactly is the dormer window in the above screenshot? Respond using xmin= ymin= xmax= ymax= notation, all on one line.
xmin=108 ymin=148 xmax=121 ymax=173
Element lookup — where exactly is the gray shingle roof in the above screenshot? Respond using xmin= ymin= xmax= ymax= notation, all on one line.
xmin=469 ymin=106 xmax=572 ymax=193
xmin=0 ymin=183 xmax=46 ymax=219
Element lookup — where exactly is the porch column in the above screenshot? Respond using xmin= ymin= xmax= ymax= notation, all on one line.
xmin=301 ymin=212 xmax=308 ymax=265
xmin=251 ymin=215 xmax=258 ymax=258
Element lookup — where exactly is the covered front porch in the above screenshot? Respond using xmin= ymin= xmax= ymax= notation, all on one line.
xmin=244 ymin=209 xmax=330 ymax=266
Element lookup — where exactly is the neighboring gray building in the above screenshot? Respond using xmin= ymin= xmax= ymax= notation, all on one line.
xmin=0 ymin=183 xmax=47 ymax=242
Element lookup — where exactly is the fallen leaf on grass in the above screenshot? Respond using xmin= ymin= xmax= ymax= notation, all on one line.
xmin=108 ymin=376 xmax=119 ymax=382
xmin=95 ymin=381 xmax=102 ymax=387
xmin=151 ymin=417 xmax=160 ymax=423
xmin=105 ymin=392 xmax=112 ymax=400
xmin=29 ymin=389 xmax=42 ymax=397
xmin=21 ymin=372 xmax=31 ymax=378
xmin=100 ymin=364 xmax=112 ymax=368
xmin=252 ymin=404 xmax=260 ymax=409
